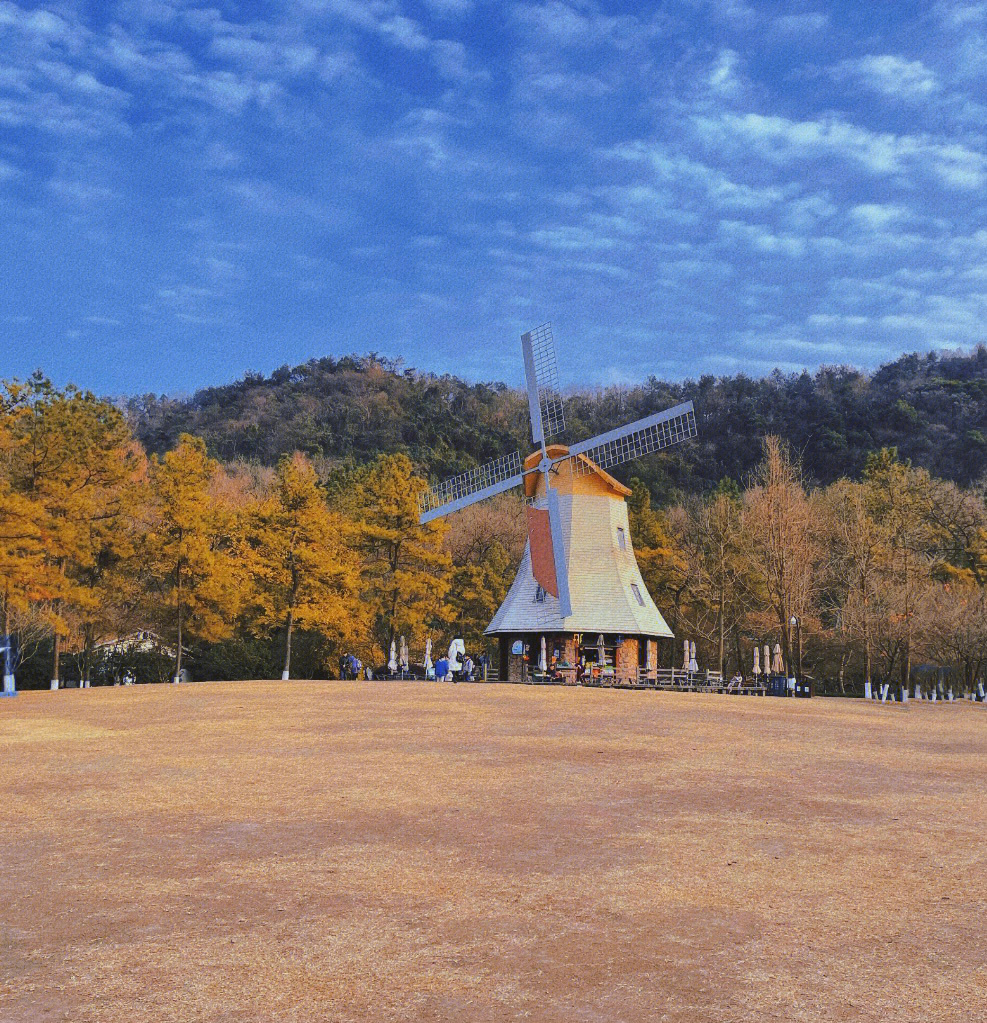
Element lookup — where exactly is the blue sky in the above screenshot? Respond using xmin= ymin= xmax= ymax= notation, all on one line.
xmin=2 ymin=1 xmax=986 ymax=395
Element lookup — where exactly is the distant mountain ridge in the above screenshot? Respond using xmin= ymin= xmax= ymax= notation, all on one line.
xmin=125 ymin=347 xmax=987 ymax=500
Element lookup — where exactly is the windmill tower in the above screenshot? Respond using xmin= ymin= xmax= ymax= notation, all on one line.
xmin=419 ymin=324 xmax=697 ymax=682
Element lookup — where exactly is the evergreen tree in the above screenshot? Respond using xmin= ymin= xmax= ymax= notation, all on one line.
xmin=243 ymin=452 xmax=363 ymax=678
xmin=351 ymin=454 xmax=452 ymax=663
xmin=144 ymin=435 xmax=240 ymax=681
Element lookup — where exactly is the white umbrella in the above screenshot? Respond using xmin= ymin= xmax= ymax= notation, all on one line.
xmin=773 ymin=643 xmax=784 ymax=675
xmin=424 ymin=637 xmax=433 ymax=672
xmin=645 ymin=640 xmax=653 ymax=670
xmin=682 ymin=638 xmax=690 ymax=671
xmin=753 ymin=646 xmax=761 ymax=676
xmin=597 ymin=634 xmax=607 ymax=665
xmin=399 ymin=635 xmax=409 ymax=671
xmin=763 ymin=644 xmax=771 ymax=675
xmin=539 ymin=636 xmax=547 ymax=672
xmin=688 ymin=640 xmax=698 ymax=673
xmin=388 ymin=640 xmax=398 ymax=673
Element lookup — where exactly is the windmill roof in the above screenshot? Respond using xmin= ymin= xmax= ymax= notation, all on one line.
xmin=523 ymin=445 xmax=632 ymax=499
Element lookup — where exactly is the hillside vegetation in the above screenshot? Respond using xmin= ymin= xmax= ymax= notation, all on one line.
xmin=127 ymin=347 xmax=987 ymax=498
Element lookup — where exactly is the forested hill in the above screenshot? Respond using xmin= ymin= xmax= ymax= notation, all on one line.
xmin=126 ymin=347 xmax=987 ymax=499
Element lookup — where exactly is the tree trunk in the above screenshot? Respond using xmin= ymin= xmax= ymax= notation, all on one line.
xmin=282 ymin=608 xmax=294 ymax=680
xmin=174 ymin=564 xmax=183 ymax=684
xmin=2 ymin=592 xmax=13 ymax=693
xmin=51 ymin=626 xmax=61 ymax=690
xmin=717 ymin=580 xmax=725 ymax=676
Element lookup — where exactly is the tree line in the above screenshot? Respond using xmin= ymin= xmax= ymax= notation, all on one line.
xmin=630 ymin=439 xmax=987 ymax=696
xmin=6 ymin=364 xmax=987 ymax=695
xmin=2 ymin=375 xmax=519 ymax=687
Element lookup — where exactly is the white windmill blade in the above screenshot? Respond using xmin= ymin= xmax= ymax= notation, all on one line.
xmin=566 ymin=401 xmax=696 ymax=473
xmin=521 ymin=323 xmax=566 ymax=446
xmin=418 ymin=450 xmax=524 ymax=523
xmin=546 ymin=486 xmax=572 ymax=618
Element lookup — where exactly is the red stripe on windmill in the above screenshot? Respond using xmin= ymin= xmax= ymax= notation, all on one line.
xmin=419 ymin=325 xmax=698 ymax=644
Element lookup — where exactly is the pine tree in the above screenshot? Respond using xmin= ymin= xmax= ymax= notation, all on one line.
xmin=1 ymin=376 xmax=145 ymax=686
xmin=243 ymin=452 xmax=363 ymax=678
xmin=144 ymin=435 xmax=240 ymax=682
xmin=350 ymin=454 xmax=452 ymax=663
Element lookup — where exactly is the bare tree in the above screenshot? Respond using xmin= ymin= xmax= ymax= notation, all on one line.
xmin=740 ymin=437 xmax=821 ymax=672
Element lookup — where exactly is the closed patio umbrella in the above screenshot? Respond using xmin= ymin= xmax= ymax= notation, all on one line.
xmin=597 ymin=634 xmax=607 ymax=666
xmin=424 ymin=637 xmax=433 ymax=674
xmin=399 ymin=635 xmax=409 ymax=671
xmin=388 ymin=640 xmax=398 ymax=674
xmin=763 ymin=644 xmax=771 ymax=675
xmin=682 ymin=638 xmax=690 ymax=671
xmin=753 ymin=646 xmax=761 ymax=676
xmin=539 ymin=636 xmax=547 ymax=672
xmin=688 ymin=640 xmax=698 ymax=673
xmin=773 ymin=643 xmax=784 ymax=675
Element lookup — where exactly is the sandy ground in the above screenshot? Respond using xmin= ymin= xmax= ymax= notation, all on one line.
xmin=1 ymin=681 xmax=985 ymax=1023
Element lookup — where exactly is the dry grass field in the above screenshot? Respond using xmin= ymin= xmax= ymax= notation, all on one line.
xmin=1 ymin=681 xmax=986 ymax=1023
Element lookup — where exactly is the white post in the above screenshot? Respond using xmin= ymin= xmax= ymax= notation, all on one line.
xmin=281 ymin=670 xmax=290 ymax=680
xmin=50 ymin=679 xmax=59 ymax=690
xmin=864 ymin=681 xmax=872 ymax=700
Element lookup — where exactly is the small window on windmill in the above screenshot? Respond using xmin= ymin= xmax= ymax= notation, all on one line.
xmin=630 ymin=583 xmax=645 ymax=606
xmin=534 ymin=584 xmax=546 ymax=603
xmin=616 ymin=527 xmax=626 ymax=550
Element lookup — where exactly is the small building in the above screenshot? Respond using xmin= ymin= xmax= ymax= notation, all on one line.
xmin=485 ymin=445 xmax=674 ymax=682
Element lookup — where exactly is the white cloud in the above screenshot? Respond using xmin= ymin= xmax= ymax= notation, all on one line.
xmin=432 ymin=39 xmax=487 ymax=82
xmin=848 ymin=203 xmax=910 ymax=230
xmin=772 ymin=12 xmax=829 ymax=34
xmin=423 ymin=0 xmax=473 ymax=15
xmin=708 ymin=48 xmax=741 ymax=96
xmin=0 ymin=2 xmax=76 ymax=42
xmin=378 ymin=15 xmax=430 ymax=50
xmin=693 ymin=112 xmax=987 ymax=188
xmin=610 ymin=143 xmax=790 ymax=212
xmin=529 ymin=224 xmax=621 ymax=251
xmin=835 ymin=54 xmax=938 ymax=100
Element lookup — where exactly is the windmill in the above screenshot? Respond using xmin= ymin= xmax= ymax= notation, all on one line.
xmin=419 ymin=324 xmax=697 ymax=629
